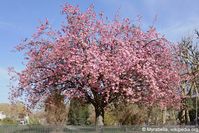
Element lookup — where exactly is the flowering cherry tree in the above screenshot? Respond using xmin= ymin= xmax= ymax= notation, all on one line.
xmin=10 ymin=4 xmax=182 ymax=125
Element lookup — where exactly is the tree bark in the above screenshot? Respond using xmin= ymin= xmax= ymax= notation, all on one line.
xmin=172 ymin=110 xmax=176 ymax=125
xmin=185 ymin=109 xmax=190 ymax=124
xmin=95 ymin=106 xmax=104 ymax=126
xmin=181 ymin=109 xmax=186 ymax=124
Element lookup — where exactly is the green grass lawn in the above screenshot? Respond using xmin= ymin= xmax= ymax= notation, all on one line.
xmin=1 ymin=125 xmax=197 ymax=133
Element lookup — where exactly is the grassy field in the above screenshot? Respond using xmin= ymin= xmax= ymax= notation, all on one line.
xmin=0 ymin=125 xmax=199 ymax=133
xmin=0 ymin=125 xmax=139 ymax=133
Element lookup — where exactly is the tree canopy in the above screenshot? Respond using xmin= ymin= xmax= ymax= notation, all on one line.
xmin=10 ymin=3 xmax=183 ymax=125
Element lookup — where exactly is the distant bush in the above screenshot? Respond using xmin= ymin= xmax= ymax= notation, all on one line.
xmin=68 ymin=98 xmax=90 ymax=125
xmin=29 ymin=117 xmax=40 ymax=125
xmin=0 ymin=118 xmax=17 ymax=125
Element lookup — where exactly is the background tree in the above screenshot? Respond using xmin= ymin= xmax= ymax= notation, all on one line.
xmin=68 ymin=98 xmax=90 ymax=125
xmin=107 ymin=102 xmax=148 ymax=125
xmin=44 ymin=89 xmax=68 ymax=125
xmin=10 ymin=3 xmax=183 ymax=125
xmin=105 ymin=101 xmax=177 ymax=125
xmin=177 ymin=30 xmax=199 ymax=125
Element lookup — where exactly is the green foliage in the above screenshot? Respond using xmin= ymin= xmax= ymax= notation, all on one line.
xmin=105 ymin=102 xmax=178 ymax=125
xmin=104 ymin=111 xmax=117 ymax=125
xmin=186 ymin=97 xmax=199 ymax=124
xmin=105 ymin=102 xmax=149 ymax=125
xmin=68 ymin=98 xmax=90 ymax=125
xmin=29 ymin=116 xmax=40 ymax=125
xmin=186 ymin=98 xmax=194 ymax=109
xmin=116 ymin=104 xmax=148 ymax=125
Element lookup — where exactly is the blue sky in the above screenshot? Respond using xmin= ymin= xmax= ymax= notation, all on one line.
xmin=0 ymin=0 xmax=199 ymax=103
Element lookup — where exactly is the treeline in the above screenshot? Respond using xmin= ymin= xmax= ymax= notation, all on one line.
xmin=40 ymin=97 xmax=197 ymax=126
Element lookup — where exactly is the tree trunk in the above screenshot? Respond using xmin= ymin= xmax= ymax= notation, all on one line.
xmin=185 ymin=109 xmax=190 ymax=124
xmin=162 ymin=107 xmax=167 ymax=124
xmin=172 ymin=110 xmax=176 ymax=125
xmin=181 ymin=109 xmax=186 ymax=124
xmin=95 ymin=106 xmax=104 ymax=126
